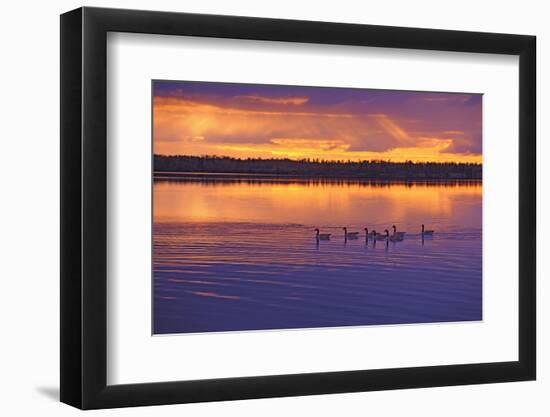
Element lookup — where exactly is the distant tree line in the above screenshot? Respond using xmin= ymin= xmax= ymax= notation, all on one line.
xmin=154 ymin=155 xmax=482 ymax=180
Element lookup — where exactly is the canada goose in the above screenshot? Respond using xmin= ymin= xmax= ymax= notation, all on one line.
xmin=364 ymin=228 xmax=376 ymax=237
xmin=391 ymin=225 xmax=406 ymax=239
xmin=343 ymin=227 xmax=359 ymax=239
xmin=315 ymin=228 xmax=331 ymax=240
xmin=372 ymin=230 xmax=378 ymax=246
xmin=421 ymin=224 xmax=434 ymax=235
xmin=375 ymin=229 xmax=390 ymax=241
xmin=389 ymin=233 xmax=404 ymax=242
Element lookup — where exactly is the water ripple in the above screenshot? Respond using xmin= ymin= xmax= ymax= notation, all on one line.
xmin=154 ymin=221 xmax=482 ymax=333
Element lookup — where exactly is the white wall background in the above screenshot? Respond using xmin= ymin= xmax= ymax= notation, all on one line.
xmin=0 ymin=0 xmax=545 ymax=415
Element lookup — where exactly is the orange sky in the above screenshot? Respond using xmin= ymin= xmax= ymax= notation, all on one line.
xmin=153 ymin=81 xmax=482 ymax=163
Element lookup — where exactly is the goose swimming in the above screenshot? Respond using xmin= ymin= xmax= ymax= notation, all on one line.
xmin=421 ymin=224 xmax=434 ymax=235
xmin=391 ymin=225 xmax=406 ymax=239
xmin=375 ymin=229 xmax=390 ymax=241
xmin=389 ymin=233 xmax=404 ymax=242
xmin=315 ymin=228 xmax=331 ymax=240
xmin=343 ymin=227 xmax=359 ymax=239
xmin=364 ymin=228 xmax=376 ymax=240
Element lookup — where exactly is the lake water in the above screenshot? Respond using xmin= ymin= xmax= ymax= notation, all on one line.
xmin=153 ymin=174 xmax=482 ymax=334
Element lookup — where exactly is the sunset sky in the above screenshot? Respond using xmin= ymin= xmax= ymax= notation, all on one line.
xmin=153 ymin=81 xmax=482 ymax=163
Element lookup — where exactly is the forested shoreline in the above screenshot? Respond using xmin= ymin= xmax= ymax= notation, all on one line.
xmin=154 ymin=155 xmax=482 ymax=180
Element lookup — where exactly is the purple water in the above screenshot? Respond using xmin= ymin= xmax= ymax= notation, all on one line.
xmin=153 ymin=177 xmax=482 ymax=334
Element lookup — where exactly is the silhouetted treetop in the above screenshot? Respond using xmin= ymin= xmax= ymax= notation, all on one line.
xmin=154 ymin=155 xmax=482 ymax=180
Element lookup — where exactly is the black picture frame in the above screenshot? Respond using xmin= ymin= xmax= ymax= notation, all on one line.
xmin=60 ymin=6 xmax=536 ymax=410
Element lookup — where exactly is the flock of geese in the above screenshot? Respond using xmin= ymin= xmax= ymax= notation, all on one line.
xmin=315 ymin=224 xmax=434 ymax=242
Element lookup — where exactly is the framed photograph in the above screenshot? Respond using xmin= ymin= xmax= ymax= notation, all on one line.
xmin=60 ymin=7 xmax=536 ymax=409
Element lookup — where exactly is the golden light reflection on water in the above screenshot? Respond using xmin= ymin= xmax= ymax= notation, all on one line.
xmin=153 ymin=178 xmax=482 ymax=231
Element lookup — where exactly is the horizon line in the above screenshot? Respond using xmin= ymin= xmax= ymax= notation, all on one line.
xmin=154 ymin=154 xmax=483 ymax=165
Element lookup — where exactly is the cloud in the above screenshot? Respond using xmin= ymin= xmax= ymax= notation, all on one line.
xmin=154 ymin=97 xmax=351 ymax=118
xmin=270 ymin=138 xmax=350 ymax=152
xmin=153 ymin=96 xmax=356 ymax=145
xmin=370 ymin=114 xmax=411 ymax=143
xmin=442 ymin=133 xmax=482 ymax=154
xmin=153 ymin=89 xmax=482 ymax=162
xmin=235 ymin=95 xmax=309 ymax=105
xmin=422 ymin=94 xmax=476 ymax=104
xmin=180 ymin=135 xmax=205 ymax=142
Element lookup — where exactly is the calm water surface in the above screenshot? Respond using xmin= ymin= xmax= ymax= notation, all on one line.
xmin=153 ymin=175 xmax=482 ymax=334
